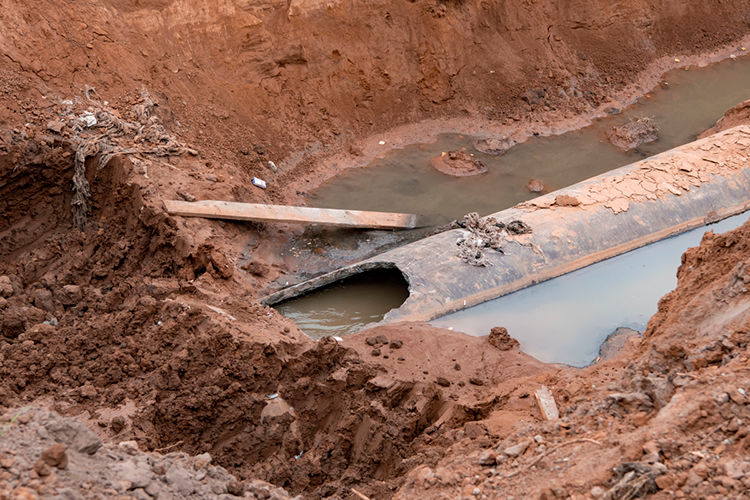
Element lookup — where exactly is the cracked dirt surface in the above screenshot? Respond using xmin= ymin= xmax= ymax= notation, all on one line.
xmin=518 ymin=125 xmax=750 ymax=215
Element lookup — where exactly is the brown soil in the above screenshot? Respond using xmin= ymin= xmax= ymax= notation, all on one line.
xmin=2 ymin=1 xmax=750 ymax=499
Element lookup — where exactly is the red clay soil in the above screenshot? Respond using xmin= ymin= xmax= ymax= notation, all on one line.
xmin=2 ymin=1 xmax=750 ymax=499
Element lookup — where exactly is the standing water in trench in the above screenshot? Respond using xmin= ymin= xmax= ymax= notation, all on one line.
xmin=276 ymin=55 xmax=750 ymax=343
xmin=431 ymin=212 xmax=750 ymax=367
xmin=310 ymin=55 xmax=750 ymax=227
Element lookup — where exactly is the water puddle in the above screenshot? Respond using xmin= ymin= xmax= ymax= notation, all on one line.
xmin=274 ymin=268 xmax=409 ymax=340
xmin=431 ymin=211 xmax=750 ymax=367
xmin=309 ymin=55 xmax=750 ymax=228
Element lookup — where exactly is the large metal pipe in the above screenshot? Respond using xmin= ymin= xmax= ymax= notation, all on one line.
xmin=262 ymin=125 xmax=750 ymax=325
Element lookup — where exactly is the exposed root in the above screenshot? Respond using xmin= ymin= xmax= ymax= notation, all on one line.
xmin=66 ymin=88 xmax=198 ymax=229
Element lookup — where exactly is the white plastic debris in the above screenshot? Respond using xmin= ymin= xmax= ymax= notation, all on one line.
xmin=333 ymin=336 xmax=344 ymax=342
xmin=379 ymin=140 xmax=385 ymax=145
xmin=295 ymin=450 xmax=304 ymax=460
xmin=267 ymin=393 xmax=279 ymax=400
xmin=268 ymin=161 xmax=277 ymax=172
xmin=252 ymin=177 xmax=267 ymax=189
xmin=80 ymin=111 xmax=97 ymax=127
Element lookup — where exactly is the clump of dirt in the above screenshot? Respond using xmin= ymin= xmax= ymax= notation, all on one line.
xmin=430 ymin=150 xmax=487 ymax=177
xmin=526 ymin=179 xmax=546 ymax=193
xmin=488 ymin=327 xmax=520 ymax=351
xmin=473 ymin=137 xmax=516 ymax=156
xmin=607 ymin=116 xmax=660 ymax=150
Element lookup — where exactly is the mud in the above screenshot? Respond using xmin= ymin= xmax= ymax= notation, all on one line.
xmin=1 ymin=1 xmax=750 ymax=499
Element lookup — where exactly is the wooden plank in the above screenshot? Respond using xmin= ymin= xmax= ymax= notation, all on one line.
xmin=162 ymin=200 xmax=417 ymax=229
xmin=535 ymin=386 xmax=560 ymax=421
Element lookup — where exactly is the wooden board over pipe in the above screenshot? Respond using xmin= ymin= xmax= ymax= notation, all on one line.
xmin=163 ymin=200 xmax=418 ymax=230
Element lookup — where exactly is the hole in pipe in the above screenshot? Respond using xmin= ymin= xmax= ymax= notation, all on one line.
xmin=274 ymin=267 xmax=409 ymax=340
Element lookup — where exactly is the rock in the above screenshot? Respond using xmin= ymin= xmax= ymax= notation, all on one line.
xmin=166 ymin=465 xmax=196 ymax=495
xmin=504 ymin=441 xmax=530 ymax=457
xmin=26 ymin=323 xmax=56 ymax=343
xmin=526 ymin=179 xmax=545 ymax=192
xmin=454 ymin=363 xmax=461 ymax=371
xmin=111 ymin=416 xmax=126 ymax=434
xmin=210 ymin=251 xmax=233 ymax=279
xmin=374 ymin=334 xmax=389 ymax=345
xmin=32 ymin=289 xmax=54 ymax=313
xmin=607 ymin=117 xmax=659 ymax=150
xmin=430 ymin=150 xmax=488 ymax=177
xmin=177 ymin=191 xmax=197 ymax=202
xmin=0 ymin=276 xmax=13 ymax=298
xmin=469 ymin=377 xmax=484 ymax=386
xmin=33 ymin=459 xmax=51 ymax=476
xmin=47 ymin=121 xmax=65 ymax=133
xmin=117 ymin=460 xmax=154 ymax=488
xmin=473 ymin=137 xmax=516 ymax=155
xmin=80 ymin=383 xmax=97 ymax=398
xmin=435 ymin=377 xmax=451 ymax=387
xmin=226 ymin=480 xmax=246 ymax=497
xmin=506 ymin=220 xmax=532 ymax=235
xmin=655 ymin=474 xmax=675 ymax=490
xmin=43 ymin=412 xmax=103 ymax=455
xmin=194 ymin=452 xmax=212 ymax=470
xmin=370 ymin=348 xmax=381 ymax=357
xmin=389 ymin=339 xmax=403 ymax=349
xmin=365 ymin=337 xmax=378 ymax=346
xmin=478 ymin=451 xmax=497 ymax=466
xmin=55 ymin=285 xmax=82 ymax=306
xmin=590 ymin=486 xmax=606 ymax=499
xmin=488 ymin=326 xmax=519 ymax=351
xmin=1 ymin=307 xmax=27 ymax=338
xmin=41 ymin=443 xmax=68 ymax=469
xmin=118 ymin=441 xmax=139 ymax=455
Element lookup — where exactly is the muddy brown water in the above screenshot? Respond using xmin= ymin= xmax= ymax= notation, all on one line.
xmin=276 ymin=55 xmax=750 ymax=343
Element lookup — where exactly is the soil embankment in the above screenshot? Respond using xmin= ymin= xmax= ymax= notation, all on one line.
xmin=2 ymin=1 xmax=750 ymax=499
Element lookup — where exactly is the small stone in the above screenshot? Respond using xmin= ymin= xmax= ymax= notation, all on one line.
xmin=111 ymin=416 xmax=126 ymax=434
xmin=177 ymin=191 xmax=197 ymax=202
xmin=534 ymin=435 xmax=544 ymax=443
xmin=365 ymin=337 xmax=378 ymax=346
xmin=41 ymin=443 xmax=68 ymax=469
xmin=80 ymin=383 xmax=97 ymax=398
xmin=478 ymin=451 xmax=497 ymax=466
xmin=504 ymin=441 xmax=530 ymax=457
xmin=454 ymin=363 xmax=461 ymax=371
xmin=555 ymin=194 xmax=581 ymax=207
xmin=166 ymin=466 xmax=195 ymax=495
xmin=469 ymin=377 xmax=484 ymax=386
xmin=227 ymin=481 xmax=246 ymax=497
xmin=194 ymin=452 xmax=212 ymax=469
xmin=0 ymin=276 xmax=13 ymax=298
xmin=526 ymin=179 xmax=545 ymax=192
xmin=590 ymin=486 xmax=606 ymax=499
xmin=436 ymin=377 xmax=451 ymax=387
xmin=118 ymin=440 xmax=139 ymax=455
xmin=370 ymin=348 xmax=381 ymax=357
xmin=47 ymin=121 xmax=65 ymax=133
xmin=374 ymin=334 xmax=389 ymax=345
xmin=33 ymin=459 xmax=51 ymax=477
xmin=389 ymin=339 xmax=403 ymax=349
